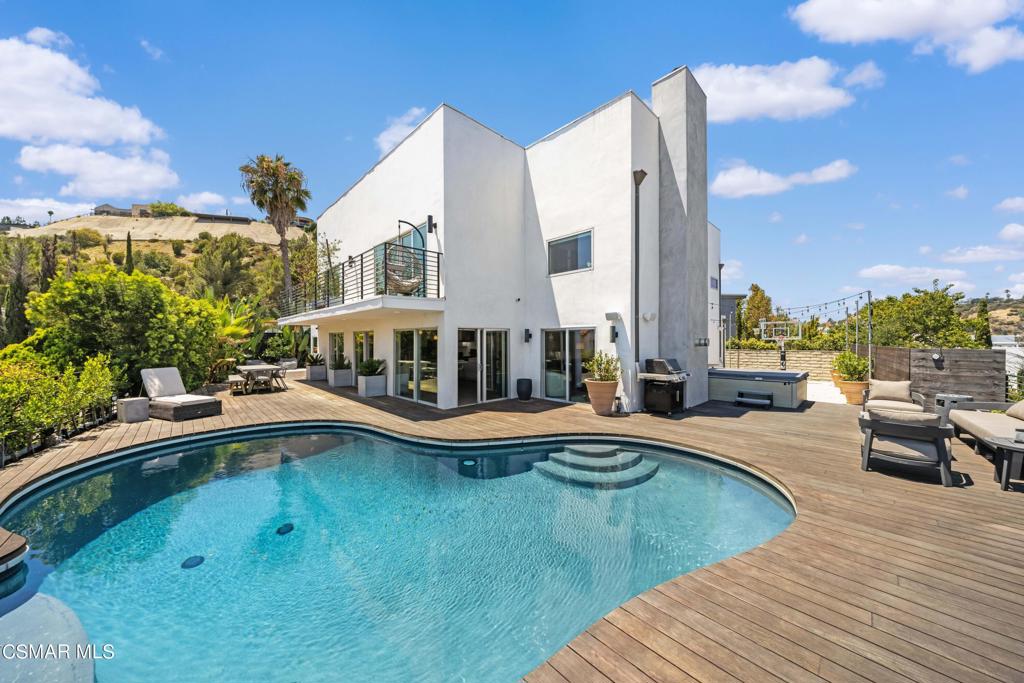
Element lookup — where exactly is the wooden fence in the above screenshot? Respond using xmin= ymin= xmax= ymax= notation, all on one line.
xmin=860 ymin=346 xmax=1006 ymax=409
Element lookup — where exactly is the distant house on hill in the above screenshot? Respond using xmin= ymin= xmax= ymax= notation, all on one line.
xmin=193 ymin=212 xmax=252 ymax=225
xmin=292 ymin=216 xmax=315 ymax=230
xmin=94 ymin=203 xmax=132 ymax=217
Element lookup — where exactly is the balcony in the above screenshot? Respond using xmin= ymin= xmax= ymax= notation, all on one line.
xmin=279 ymin=242 xmax=442 ymax=320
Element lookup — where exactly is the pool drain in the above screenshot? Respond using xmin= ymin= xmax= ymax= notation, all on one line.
xmin=461 ymin=459 xmax=477 ymax=466
xmin=276 ymin=523 xmax=294 ymax=535
xmin=181 ymin=556 xmax=204 ymax=569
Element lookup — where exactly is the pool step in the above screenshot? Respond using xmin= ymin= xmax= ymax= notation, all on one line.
xmin=534 ymin=456 xmax=659 ymax=489
xmin=550 ymin=449 xmax=643 ymax=472
xmin=563 ymin=444 xmax=623 ymax=458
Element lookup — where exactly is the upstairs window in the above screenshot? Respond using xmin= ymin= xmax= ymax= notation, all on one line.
xmin=710 ymin=276 xmax=719 ymax=290
xmin=548 ymin=230 xmax=592 ymax=275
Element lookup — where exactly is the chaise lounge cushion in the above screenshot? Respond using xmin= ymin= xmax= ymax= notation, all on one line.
xmin=150 ymin=394 xmax=218 ymax=406
xmin=867 ymin=409 xmax=941 ymax=425
xmin=1006 ymin=400 xmax=1024 ymax=421
xmin=141 ymin=368 xmax=188 ymax=398
xmin=864 ymin=399 xmax=925 ymax=413
xmin=868 ymin=436 xmax=939 ymax=462
xmin=868 ymin=379 xmax=913 ymax=403
xmin=949 ymin=409 xmax=1021 ymax=442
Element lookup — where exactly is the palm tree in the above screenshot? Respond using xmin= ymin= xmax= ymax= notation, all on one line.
xmin=239 ymin=154 xmax=311 ymax=302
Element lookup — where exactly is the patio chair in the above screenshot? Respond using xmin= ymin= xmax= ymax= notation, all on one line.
xmin=862 ymin=379 xmax=926 ymax=413
xmin=227 ymin=374 xmax=246 ymax=395
xmin=272 ymin=364 xmax=288 ymax=391
xmin=860 ymin=409 xmax=954 ymax=487
xmin=141 ymin=367 xmax=222 ymax=421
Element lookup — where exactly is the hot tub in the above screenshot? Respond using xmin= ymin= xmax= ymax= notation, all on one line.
xmin=708 ymin=368 xmax=809 ymax=409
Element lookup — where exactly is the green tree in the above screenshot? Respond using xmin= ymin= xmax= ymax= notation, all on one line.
xmin=973 ymin=295 xmax=993 ymax=347
xmin=39 ymin=236 xmax=57 ymax=292
xmin=124 ymin=232 xmax=134 ymax=274
xmin=190 ymin=233 xmax=254 ymax=297
xmin=239 ymin=154 xmax=312 ymax=302
xmin=25 ymin=267 xmax=219 ymax=392
xmin=742 ymin=284 xmax=773 ymax=338
xmin=1 ymin=238 xmax=34 ymax=346
xmin=149 ymin=202 xmax=191 ymax=217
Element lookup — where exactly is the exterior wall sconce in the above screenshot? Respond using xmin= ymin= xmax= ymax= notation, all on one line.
xmin=695 ymin=337 xmax=710 ymax=347
xmin=610 ymin=324 xmax=619 ymax=343
xmin=524 ymin=328 xmax=533 ymax=343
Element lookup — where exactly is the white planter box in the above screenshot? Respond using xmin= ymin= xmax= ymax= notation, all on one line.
xmin=358 ymin=374 xmax=386 ymax=397
xmin=307 ymin=365 xmax=327 ymax=381
xmin=329 ymin=368 xmax=354 ymax=387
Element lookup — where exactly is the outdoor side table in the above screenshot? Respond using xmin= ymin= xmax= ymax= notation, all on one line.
xmin=985 ymin=437 xmax=1024 ymax=491
xmin=935 ymin=393 xmax=973 ymax=426
xmin=117 ymin=397 xmax=150 ymax=423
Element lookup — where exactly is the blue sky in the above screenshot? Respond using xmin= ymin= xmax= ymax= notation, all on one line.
xmin=3 ymin=1 xmax=1024 ymax=308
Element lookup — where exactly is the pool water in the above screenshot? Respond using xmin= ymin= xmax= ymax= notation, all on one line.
xmin=0 ymin=430 xmax=793 ymax=682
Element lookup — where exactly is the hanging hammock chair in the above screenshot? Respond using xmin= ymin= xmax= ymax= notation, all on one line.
xmin=385 ymin=245 xmax=425 ymax=295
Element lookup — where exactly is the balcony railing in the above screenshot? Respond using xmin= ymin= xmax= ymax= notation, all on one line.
xmin=280 ymin=242 xmax=442 ymax=318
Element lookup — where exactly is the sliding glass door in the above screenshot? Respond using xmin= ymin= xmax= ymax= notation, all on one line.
xmin=394 ymin=328 xmax=438 ymax=405
xmin=457 ymin=328 xmax=508 ymax=405
xmin=542 ymin=328 xmax=595 ymax=402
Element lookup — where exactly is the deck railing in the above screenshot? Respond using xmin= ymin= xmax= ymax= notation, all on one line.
xmin=279 ymin=242 xmax=442 ymax=318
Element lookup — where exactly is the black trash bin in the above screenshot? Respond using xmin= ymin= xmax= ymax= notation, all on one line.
xmin=516 ymin=378 xmax=532 ymax=401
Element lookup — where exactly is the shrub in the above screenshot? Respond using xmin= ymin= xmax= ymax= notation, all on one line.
xmin=357 ymin=358 xmax=384 ymax=375
xmin=68 ymin=228 xmax=104 ymax=248
xmin=583 ymin=350 xmax=620 ymax=381
xmin=725 ymin=337 xmax=775 ymax=350
xmin=833 ymin=351 xmax=869 ymax=381
xmin=0 ymin=352 xmax=59 ymax=452
xmin=140 ymin=250 xmax=173 ymax=275
xmin=171 ymin=240 xmax=186 ymax=257
xmin=111 ymin=252 xmax=125 ymax=266
xmin=307 ymin=353 xmax=325 ymax=366
xmin=149 ymin=202 xmax=191 ymax=217
xmin=25 ymin=267 xmax=219 ymax=392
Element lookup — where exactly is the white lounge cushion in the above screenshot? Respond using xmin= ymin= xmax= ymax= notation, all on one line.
xmin=150 ymin=394 xmax=217 ymax=406
xmin=864 ymin=399 xmax=925 ymax=413
xmin=1006 ymin=400 xmax=1024 ymax=421
xmin=868 ymin=435 xmax=939 ymax=462
xmin=949 ymin=409 xmax=1021 ymax=441
xmin=141 ymin=367 xmax=188 ymax=398
xmin=867 ymin=409 xmax=941 ymax=425
xmin=868 ymin=379 xmax=913 ymax=403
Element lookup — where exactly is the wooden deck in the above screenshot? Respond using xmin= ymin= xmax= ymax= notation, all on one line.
xmin=2 ymin=380 xmax=1023 ymax=682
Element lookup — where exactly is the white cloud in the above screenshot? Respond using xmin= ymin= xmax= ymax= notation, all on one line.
xmin=231 ymin=196 xmax=250 ymax=205
xmin=946 ymin=184 xmax=969 ymax=199
xmin=996 ymin=196 xmax=1024 ymax=213
xmin=768 ymin=211 xmax=784 ymax=223
xmin=12 ymin=175 xmax=23 ymax=186
xmin=790 ymin=0 xmax=1024 ymax=73
xmin=0 ymin=34 xmax=162 ymax=145
xmin=846 ymin=222 xmax=865 ymax=230
xmin=918 ymin=245 xmax=933 ymax=255
xmin=18 ymin=144 xmax=179 ymax=198
xmin=24 ymin=27 xmax=72 ymax=49
xmin=941 ymin=244 xmax=1024 ymax=263
xmin=721 ymin=259 xmax=744 ymax=281
xmin=1008 ymin=271 xmax=1024 ymax=283
xmin=999 ymin=223 xmax=1024 ymax=241
xmin=0 ymin=197 xmax=92 ymax=224
xmin=794 ymin=233 xmax=810 ymax=245
xmin=948 ymin=153 xmax=971 ymax=166
xmin=951 ymin=280 xmax=977 ymax=293
xmin=843 ymin=60 xmax=885 ymax=88
xmin=693 ymin=57 xmax=855 ymax=123
xmin=176 ymin=191 xmax=226 ymax=212
xmin=1010 ymin=284 xmax=1024 ymax=298
xmin=374 ymin=106 xmax=426 ymax=158
xmin=996 ymin=264 xmax=1006 ymax=272
xmin=139 ymin=39 xmax=164 ymax=61
xmin=858 ymin=263 xmax=968 ymax=285
xmin=711 ymin=158 xmax=857 ymax=198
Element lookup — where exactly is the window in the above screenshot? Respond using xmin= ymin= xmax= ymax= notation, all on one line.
xmin=548 ymin=231 xmax=592 ymax=275
xmin=710 ymin=276 xmax=719 ymax=290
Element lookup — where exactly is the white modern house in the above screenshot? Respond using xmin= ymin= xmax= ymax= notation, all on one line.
xmin=279 ymin=66 xmax=717 ymax=411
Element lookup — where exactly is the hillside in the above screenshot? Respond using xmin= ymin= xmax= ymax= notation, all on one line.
xmin=9 ymin=214 xmax=304 ymax=244
xmin=960 ymin=298 xmax=1024 ymax=338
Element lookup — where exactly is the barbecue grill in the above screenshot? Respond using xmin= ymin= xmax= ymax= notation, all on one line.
xmin=638 ymin=358 xmax=691 ymax=415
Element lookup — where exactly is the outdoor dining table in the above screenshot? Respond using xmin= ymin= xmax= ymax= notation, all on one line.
xmin=236 ymin=364 xmax=286 ymax=394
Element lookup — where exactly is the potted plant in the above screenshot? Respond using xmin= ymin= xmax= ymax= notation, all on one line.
xmin=329 ymin=349 xmax=353 ymax=387
xmin=582 ymin=350 xmax=621 ymax=416
xmin=307 ymin=353 xmax=327 ymax=381
xmin=834 ymin=350 xmax=869 ymax=405
xmin=830 ymin=359 xmax=843 ymax=387
xmin=357 ymin=358 xmax=387 ymax=397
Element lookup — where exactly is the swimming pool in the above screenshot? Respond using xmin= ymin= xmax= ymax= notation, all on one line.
xmin=0 ymin=426 xmax=794 ymax=682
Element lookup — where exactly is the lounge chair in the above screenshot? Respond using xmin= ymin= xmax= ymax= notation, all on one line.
xmin=860 ymin=409 xmax=954 ymax=486
xmin=141 ymin=367 xmax=222 ymax=421
xmin=862 ymin=379 xmax=926 ymax=413
xmin=948 ymin=400 xmax=1022 ymax=452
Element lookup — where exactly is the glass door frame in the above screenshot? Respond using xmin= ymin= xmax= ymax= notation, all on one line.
xmin=392 ymin=327 xmax=438 ymax=405
xmin=541 ymin=327 xmax=596 ymax=402
xmin=456 ymin=328 xmax=509 ymax=405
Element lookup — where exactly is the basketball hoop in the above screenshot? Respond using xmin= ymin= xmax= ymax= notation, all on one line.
xmin=759 ymin=319 xmax=802 ymax=370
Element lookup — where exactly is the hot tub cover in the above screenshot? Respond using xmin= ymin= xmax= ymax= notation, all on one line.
xmin=709 ymin=368 xmax=809 ymax=383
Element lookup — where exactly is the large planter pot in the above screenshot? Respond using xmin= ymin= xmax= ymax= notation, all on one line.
xmin=358 ymin=374 xmax=386 ymax=397
xmin=830 ymin=369 xmax=843 ymax=387
xmin=839 ymin=380 xmax=868 ymax=405
xmin=307 ymin=365 xmax=327 ymax=381
xmin=516 ymin=378 xmax=533 ymax=402
xmin=584 ymin=379 xmax=618 ymax=416
xmin=329 ymin=368 xmax=354 ymax=387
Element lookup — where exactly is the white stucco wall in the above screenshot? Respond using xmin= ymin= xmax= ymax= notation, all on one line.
xmin=707 ymin=221 xmax=722 ymax=367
